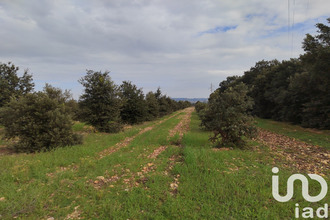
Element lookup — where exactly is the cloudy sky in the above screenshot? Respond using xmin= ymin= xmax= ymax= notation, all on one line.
xmin=0 ymin=0 xmax=329 ymax=99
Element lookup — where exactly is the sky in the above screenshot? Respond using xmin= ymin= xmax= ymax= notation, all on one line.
xmin=0 ymin=0 xmax=329 ymax=99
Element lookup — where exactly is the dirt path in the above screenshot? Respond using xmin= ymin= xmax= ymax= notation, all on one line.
xmin=98 ymin=126 xmax=153 ymax=159
xmin=167 ymin=107 xmax=194 ymax=142
xmin=128 ymin=107 xmax=194 ymax=191
xmin=47 ymin=111 xmax=183 ymax=178
xmin=97 ymin=110 xmax=184 ymax=159
xmin=90 ymin=107 xmax=194 ymax=191
xmin=257 ymin=129 xmax=329 ymax=176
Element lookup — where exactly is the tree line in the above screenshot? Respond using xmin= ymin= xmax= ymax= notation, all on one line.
xmin=196 ymin=18 xmax=329 ymax=148
xmin=0 ymin=65 xmax=191 ymax=152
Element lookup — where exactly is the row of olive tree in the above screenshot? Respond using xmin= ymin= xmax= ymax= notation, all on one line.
xmin=0 ymin=65 xmax=190 ymax=152
xmin=77 ymin=70 xmax=191 ymax=132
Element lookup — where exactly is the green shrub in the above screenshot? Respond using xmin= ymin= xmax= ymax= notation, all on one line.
xmin=119 ymin=81 xmax=147 ymax=124
xmin=145 ymin=91 xmax=160 ymax=121
xmin=200 ymin=81 xmax=256 ymax=148
xmin=0 ymin=92 xmax=82 ymax=153
xmin=195 ymin=101 xmax=207 ymax=114
xmin=78 ymin=70 xmax=123 ymax=133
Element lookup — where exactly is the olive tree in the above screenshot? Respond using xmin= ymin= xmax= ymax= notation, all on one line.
xmin=119 ymin=81 xmax=147 ymax=124
xmin=0 ymin=88 xmax=82 ymax=153
xmin=201 ymin=80 xmax=256 ymax=148
xmin=145 ymin=91 xmax=160 ymax=121
xmin=78 ymin=70 xmax=122 ymax=132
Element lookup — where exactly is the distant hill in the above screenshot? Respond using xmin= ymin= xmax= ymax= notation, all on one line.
xmin=172 ymin=98 xmax=208 ymax=103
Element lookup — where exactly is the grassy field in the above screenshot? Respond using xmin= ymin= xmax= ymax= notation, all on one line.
xmin=0 ymin=110 xmax=329 ymax=219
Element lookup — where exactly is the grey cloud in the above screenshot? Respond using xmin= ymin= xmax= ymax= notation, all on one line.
xmin=0 ymin=0 xmax=329 ymax=98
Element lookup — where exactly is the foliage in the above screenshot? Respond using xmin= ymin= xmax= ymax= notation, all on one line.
xmin=194 ymin=101 xmax=207 ymax=114
xmin=238 ymin=18 xmax=330 ymax=129
xmin=78 ymin=70 xmax=122 ymax=133
xmin=157 ymin=94 xmax=171 ymax=117
xmin=177 ymin=100 xmax=191 ymax=110
xmin=155 ymin=88 xmax=175 ymax=116
xmin=298 ymin=18 xmax=330 ymax=128
xmin=66 ymin=98 xmax=80 ymax=121
xmin=43 ymin=83 xmax=72 ymax=104
xmin=78 ymin=72 xmax=187 ymax=131
xmin=119 ymin=81 xmax=147 ymax=124
xmin=200 ymin=80 xmax=256 ymax=147
xmin=241 ymin=60 xmax=280 ymax=118
xmin=0 ymin=62 xmax=34 ymax=107
xmin=43 ymin=83 xmax=81 ymax=121
xmin=241 ymin=59 xmax=303 ymax=121
xmin=0 ymin=90 xmax=82 ymax=153
xmin=145 ymin=89 xmax=190 ymax=121
xmin=145 ymin=91 xmax=160 ymax=121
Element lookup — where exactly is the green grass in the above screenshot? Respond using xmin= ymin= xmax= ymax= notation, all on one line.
xmin=0 ymin=111 xmax=328 ymax=219
xmin=165 ymin=113 xmax=329 ymax=219
xmin=0 ymin=111 xmax=183 ymax=219
xmin=256 ymin=118 xmax=330 ymax=149
xmin=72 ymin=122 xmax=87 ymax=132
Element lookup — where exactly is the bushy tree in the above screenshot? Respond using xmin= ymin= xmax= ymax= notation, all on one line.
xmin=0 ymin=90 xmax=82 ymax=153
xmin=201 ymin=80 xmax=256 ymax=148
xmin=184 ymin=101 xmax=192 ymax=108
xmin=145 ymin=91 xmax=160 ymax=121
xmin=242 ymin=59 xmax=303 ymax=121
xmin=241 ymin=60 xmax=280 ymax=118
xmin=43 ymin=83 xmax=71 ymax=103
xmin=263 ymin=59 xmax=303 ymax=121
xmin=154 ymin=88 xmax=173 ymax=116
xmin=157 ymin=96 xmax=169 ymax=116
xmin=79 ymin=70 xmax=122 ymax=132
xmin=0 ymin=62 xmax=34 ymax=107
xmin=177 ymin=100 xmax=191 ymax=110
xmin=119 ymin=81 xmax=147 ymax=124
xmin=195 ymin=101 xmax=207 ymax=114
xmin=238 ymin=18 xmax=330 ymax=129
xmin=66 ymin=98 xmax=80 ymax=121
xmin=298 ymin=18 xmax=330 ymax=128
xmin=43 ymin=83 xmax=81 ymax=120
xmin=165 ymin=97 xmax=176 ymax=113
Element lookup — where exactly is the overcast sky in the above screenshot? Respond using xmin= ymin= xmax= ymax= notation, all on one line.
xmin=0 ymin=0 xmax=329 ymax=99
